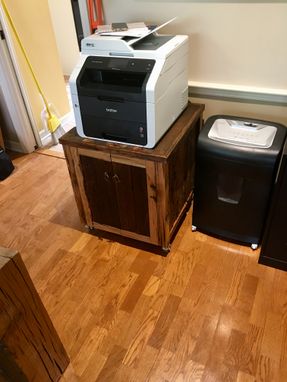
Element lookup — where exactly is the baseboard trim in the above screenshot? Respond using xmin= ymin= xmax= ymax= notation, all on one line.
xmin=4 ymin=139 xmax=24 ymax=153
xmin=40 ymin=130 xmax=53 ymax=147
xmin=39 ymin=112 xmax=75 ymax=148
xmin=188 ymin=81 xmax=287 ymax=106
xmin=60 ymin=111 xmax=75 ymax=131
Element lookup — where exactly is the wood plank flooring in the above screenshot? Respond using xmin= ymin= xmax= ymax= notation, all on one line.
xmin=1 ymin=152 xmax=287 ymax=382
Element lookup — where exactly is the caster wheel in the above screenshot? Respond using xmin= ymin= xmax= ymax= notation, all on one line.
xmin=162 ymin=246 xmax=170 ymax=253
xmin=251 ymin=244 xmax=258 ymax=250
xmin=192 ymin=225 xmax=197 ymax=232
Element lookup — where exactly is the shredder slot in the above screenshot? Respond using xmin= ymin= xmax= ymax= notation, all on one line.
xmin=216 ymin=173 xmax=244 ymax=205
xmin=208 ymin=118 xmax=277 ymax=148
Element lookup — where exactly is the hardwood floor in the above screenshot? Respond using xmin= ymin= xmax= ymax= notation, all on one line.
xmin=1 ymin=152 xmax=287 ymax=382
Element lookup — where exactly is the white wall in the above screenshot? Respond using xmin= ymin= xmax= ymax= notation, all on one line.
xmin=48 ymin=0 xmax=80 ymax=76
xmin=1 ymin=0 xmax=70 ymax=139
xmin=47 ymin=1 xmax=287 ymax=124
xmin=103 ymin=1 xmax=287 ymax=91
xmin=103 ymin=1 xmax=287 ymax=125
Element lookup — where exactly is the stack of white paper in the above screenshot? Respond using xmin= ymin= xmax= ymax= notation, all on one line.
xmin=95 ymin=18 xmax=176 ymax=41
xmin=97 ymin=22 xmax=149 ymax=38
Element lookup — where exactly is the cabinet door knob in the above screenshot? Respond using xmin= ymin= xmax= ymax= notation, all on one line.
xmin=104 ymin=171 xmax=110 ymax=182
xmin=112 ymin=174 xmax=120 ymax=183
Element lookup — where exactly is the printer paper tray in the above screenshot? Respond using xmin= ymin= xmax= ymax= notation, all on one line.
xmin=80 ymin=115 xmax=147 ymax=146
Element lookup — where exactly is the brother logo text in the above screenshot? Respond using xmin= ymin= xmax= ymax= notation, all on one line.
xmin=106 ymin=108 xmax=117 ymax=113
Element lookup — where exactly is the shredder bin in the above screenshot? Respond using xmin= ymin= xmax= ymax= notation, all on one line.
xmin=192 ymin=115 xmax=287 ymax=248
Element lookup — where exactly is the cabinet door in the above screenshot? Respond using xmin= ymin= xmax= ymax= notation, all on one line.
xmin=111 ymin=158 xmax=150 ymax=237
xmin=79 ymin=151 xmax=150 ymax=237
xmin=80 ymin=154 xmax=121 ymax=229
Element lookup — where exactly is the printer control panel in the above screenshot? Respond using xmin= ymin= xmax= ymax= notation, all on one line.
xmin=86 ymin=56 xmax=155 ymax=73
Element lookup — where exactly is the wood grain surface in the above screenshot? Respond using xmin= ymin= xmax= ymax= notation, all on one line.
xmin=0 ymin=151 xmax=287 ymax=381
xmin=59 ymin=103 xmax=205 ymax=162
xmin=60 ymin=103 xmax=203 ymax=249
xmin=0 ymin=247 xmax=69 ymax=381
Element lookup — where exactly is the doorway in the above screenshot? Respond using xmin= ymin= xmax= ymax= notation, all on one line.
xmin=0 ymin=21 xmax=38 ymax=153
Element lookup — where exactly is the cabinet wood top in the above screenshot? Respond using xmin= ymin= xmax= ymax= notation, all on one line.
xmin=59 ymin=102 xmax=204 ymax=161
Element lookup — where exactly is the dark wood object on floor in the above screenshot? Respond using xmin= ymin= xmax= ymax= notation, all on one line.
xmin=0 ymin=246 xmax=69 ymax=382
xmin=259 ymin=139 xmax=287 ymax=271
xmin=60 ymin=102 xmax=204 ymax=249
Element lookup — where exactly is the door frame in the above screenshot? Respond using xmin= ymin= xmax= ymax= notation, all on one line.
xmin=0 ymin=16 xmax=40 ymax=152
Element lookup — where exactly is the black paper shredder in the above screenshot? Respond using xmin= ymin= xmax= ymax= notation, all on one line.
xmin=192 ymin=115 xmax=286 ymax=249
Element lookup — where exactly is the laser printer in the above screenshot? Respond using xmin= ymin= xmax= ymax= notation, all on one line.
xmin=69 ymin=27 xmax=189 ymax=148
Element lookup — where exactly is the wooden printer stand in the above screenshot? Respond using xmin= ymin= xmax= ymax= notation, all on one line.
xmin=60 ymin=102 xmax=204 ymax=250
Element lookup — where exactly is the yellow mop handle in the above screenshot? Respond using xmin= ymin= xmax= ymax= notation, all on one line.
xmin=0 ymin=0 xmax=52 ymax=117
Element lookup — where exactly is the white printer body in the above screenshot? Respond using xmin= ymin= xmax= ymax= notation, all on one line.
xmin=69 ymin=31 xmax=189 ymax=148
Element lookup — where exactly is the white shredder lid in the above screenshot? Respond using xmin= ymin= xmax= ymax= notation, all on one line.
xmin=208 ymin=118 xmax=277 ymax=148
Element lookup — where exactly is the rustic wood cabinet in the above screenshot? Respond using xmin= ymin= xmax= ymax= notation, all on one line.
xmin=0 ymin=247 xmax=69 ymax=381
xmin=60 ymin=102 xmax=204 ymax=249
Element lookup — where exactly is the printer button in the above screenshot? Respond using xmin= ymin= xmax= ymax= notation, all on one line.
xmin=129 ymin=61 xmax=139 ymax=70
